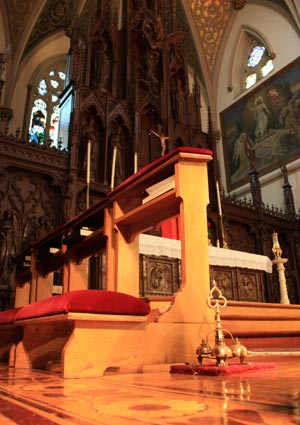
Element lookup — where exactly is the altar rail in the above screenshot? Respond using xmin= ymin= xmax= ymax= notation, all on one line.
xmin=12 ymin=146 xmax=300 ymax=365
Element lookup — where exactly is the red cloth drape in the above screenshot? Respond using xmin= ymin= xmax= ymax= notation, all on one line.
xmin=161 ymin=217 xmax=181 ymax=240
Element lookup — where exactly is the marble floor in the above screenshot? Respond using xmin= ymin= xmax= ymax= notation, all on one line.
xmin=0 ymin=353 xmax=299 ymax=424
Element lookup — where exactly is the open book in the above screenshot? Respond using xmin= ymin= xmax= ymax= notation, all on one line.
xmin=142 ymin=175 xmax=175 ymax=204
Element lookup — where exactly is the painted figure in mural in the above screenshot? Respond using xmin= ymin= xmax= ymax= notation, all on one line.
xmin=0 ymin=210 xmax=17 ymax=286
xmin=249 ymin=96 xmax=271 ymax=140
xmin=232 ymin=132 xmax=255 ymax=178
xmin=279 ymin=91 xmax=300 ymax=133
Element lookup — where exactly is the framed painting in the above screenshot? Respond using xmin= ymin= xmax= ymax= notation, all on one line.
xmin=220 ymin=57 xmax=300 ymax=191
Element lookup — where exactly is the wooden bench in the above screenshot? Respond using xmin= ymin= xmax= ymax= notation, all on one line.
xmin=1 ymin=290 xmax=151 ymax=378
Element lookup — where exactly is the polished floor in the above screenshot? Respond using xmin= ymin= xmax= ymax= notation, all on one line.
xmin=0 ymin=353 xmax=299 ymax=424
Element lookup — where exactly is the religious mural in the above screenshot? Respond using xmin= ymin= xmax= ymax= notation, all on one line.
xmin=221 ymin=57 xmax=300 ymax=191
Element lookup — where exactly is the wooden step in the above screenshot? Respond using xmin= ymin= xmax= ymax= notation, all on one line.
xmin=220 ymin=301 xmax=300 ymax=351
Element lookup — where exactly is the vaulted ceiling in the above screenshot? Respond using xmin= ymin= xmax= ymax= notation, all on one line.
xmin=0 ymin=0 xmax=294 ymax=80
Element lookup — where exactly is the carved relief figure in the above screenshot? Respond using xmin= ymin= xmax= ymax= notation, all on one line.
xmin=23 ymin=216 xmax=38 ymax=249
xmin=97 ymin=39 xmax=111 ymax=91
xmin=177 ymin=79 xmax=186 ymax=122
xmin=0 ymin=210 xmax=17 ymax=286
xmin=141 ymin=16 xmax=162 ymax=93
xmin=111 ymin=125 xmax=125 ymax=186
xmin=149 ymin=263 xmax=171 ymax=293
xmin=80 ymin=114 xmax=99 ymax=180
xmin=63 ymin=175 xmax=74 ymax=221
xmin=93 ymin=32 xmax=112 ymax=91
xmin=37 ymin=216 xmax=52 ymax=241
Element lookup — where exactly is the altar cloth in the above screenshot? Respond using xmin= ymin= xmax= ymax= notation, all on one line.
xmin=139 ymin=234 xmax=273 ymax=273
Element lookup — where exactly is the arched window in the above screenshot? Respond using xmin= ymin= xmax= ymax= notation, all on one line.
xmin=244 ymin=40 xmax=274 ymax=90
xmin=28 ymin=66 xmax=66 ymax=146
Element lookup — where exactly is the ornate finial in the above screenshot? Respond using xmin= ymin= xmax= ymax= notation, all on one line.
xmin=271 ymin=231 xmax=290 ymax=304
xmin=272 ymin=231 xmax=282 ymax=260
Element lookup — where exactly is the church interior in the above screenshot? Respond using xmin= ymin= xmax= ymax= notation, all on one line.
xmin=1 ymin=0 xmax=300 ymax=423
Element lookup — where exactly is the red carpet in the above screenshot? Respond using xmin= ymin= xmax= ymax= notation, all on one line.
xmin=170 ymin=362 xmax=276 ymax=376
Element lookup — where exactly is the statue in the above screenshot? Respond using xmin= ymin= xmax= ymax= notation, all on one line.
xmin=94 ymin=36 xmax=112 ymax=91
xmin=99 ymin=41 xmax=111 ymax=90
xmin=37 ymin=216 xmax=52 ymax=241
xmin=63 ymin=175 xmax=74 ymax=221
xmin=0 ymin=210 xmax=17 ymax=286
xmin=80 ymin=114 xmax=99 ymax=179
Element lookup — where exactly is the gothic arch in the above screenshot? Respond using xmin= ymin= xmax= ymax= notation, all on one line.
xmin=228 ymin=26 xmax=274 ymax=98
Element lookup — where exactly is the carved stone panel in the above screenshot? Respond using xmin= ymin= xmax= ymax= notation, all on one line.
xmin=210 ymin=265 xmax=266 ymax=302
xmin=209 ymin=267 xmax=236 ymax=300
xmin=237 ymin=269 xmax=265 ymax=302
xmin=139 ymin=254 xmax=181 ymax=297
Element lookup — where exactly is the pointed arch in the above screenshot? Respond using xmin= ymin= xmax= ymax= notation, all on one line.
xmin=228 ymin=26 xmax=275 ymax=98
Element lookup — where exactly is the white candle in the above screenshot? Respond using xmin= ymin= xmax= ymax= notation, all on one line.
xmin=86 ymin=139 xmax=91 ymax=184
xmin=216 ymin=180 xmax=222 ymax=217
xmin=134 ymin=151 xmax=138 ymax=173
xmin=111 ymin=145 xmax=117 ymax=189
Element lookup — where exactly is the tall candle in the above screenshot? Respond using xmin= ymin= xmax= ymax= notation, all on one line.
xmin=86 ymin=139 xmax=91 ymax=184
xmin=111 ymin=145 xmax=117 ymax=189
xmin=216 ymin=180 xmax=222 ymax=217
xmin=134 ymin=151 xmax=138 ymax=173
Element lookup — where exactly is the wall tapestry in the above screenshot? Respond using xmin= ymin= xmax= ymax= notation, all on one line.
xmin=221 ymin=57 xmax=300 ymax=191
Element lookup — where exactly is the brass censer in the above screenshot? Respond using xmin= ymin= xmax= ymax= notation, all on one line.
xmin=196 ymin=280 xmax=248 ymax=367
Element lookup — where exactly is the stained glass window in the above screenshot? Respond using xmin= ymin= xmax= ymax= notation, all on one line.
xmin=29 ymin=100 xmax=47 ymax=144
xmin=38 ymin=79 xmax=48 ymax=96
xmin=261 ymin=59 xmax=274 ymax=77
xmin=29 ymin=67 xmax=66 ymax=145
xmin=247 ymin=46 xmax=265 ymax=67
xmin=244 ymin=41 xmax=273 ymax=90
xmin=245 ymin=73 xmax=257 ymax=89
xmin=50 ymin=79 xmax=59 ymax=89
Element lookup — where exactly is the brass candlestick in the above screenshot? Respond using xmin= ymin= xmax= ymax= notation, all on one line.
xmin=196 ymin=280 xmax=248 ymax=367
xmin=272 ymin=231 xmax=290 ymax=304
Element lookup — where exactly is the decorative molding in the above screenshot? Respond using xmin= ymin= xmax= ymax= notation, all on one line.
xmin=189 ymin=0 xmax=232 ymax=71
xmin=3 ymin=0 xmax=35 ymax=46
xmin=23 ymin=0 xmax=75 ymax=57
xmin=0 ymin=136 xmax=69 ymax=171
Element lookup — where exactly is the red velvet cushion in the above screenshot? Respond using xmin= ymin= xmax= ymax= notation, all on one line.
xmin=14 ymin=290 xmax=151 ymax=320
xmin=0 ymin=307 xmax=22 ymax=325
